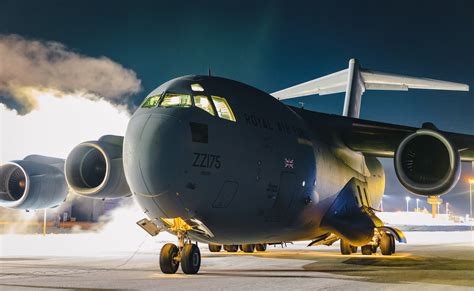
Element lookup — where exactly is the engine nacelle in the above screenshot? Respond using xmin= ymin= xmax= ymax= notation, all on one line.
xmin=65 ymin=135 xmax=130 ymax=199
xmin=394 ymin=129 xmax=461 ymax=196
xmin=0 ymin=156 xmax=68 ymax=209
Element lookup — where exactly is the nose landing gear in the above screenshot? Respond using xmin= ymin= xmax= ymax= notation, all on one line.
xmin=159 ymin=221 xmax=202 ymax=274
xmin=159 ymin=241 xmax=201 ymax=274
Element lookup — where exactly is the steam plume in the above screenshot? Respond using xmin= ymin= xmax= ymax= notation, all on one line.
xmin=0 ymin=34 xmax=142 ymax=115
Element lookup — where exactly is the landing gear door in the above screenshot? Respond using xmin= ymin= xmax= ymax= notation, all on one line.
xmin=265 ymin=172 xmax=297 ymax=222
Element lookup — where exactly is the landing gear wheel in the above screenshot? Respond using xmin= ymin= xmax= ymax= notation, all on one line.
xmin=361 ymin=245 xmax=373 ymax=255
xmin=371 ymin=245 xmax=378 ymax=253
xmin=390 ymin=234 xmax=396 ymax=254
xmin=160 ymin=243 xmax=180 ymax=274
xmin=241 ymin=244 xmax=255 ymax=253
xmin=350 ymin=245 xmax=358 ymax=253
xmin=224 ymin=244 xmax=239 ymax=252
xmin=181 ymin=244 xmax=201 ymax=274
xmin=255 ymin=243 xmax=267 ymax=252
xmin=208 ymin=244 xmax=222 ymax=252
xmin=340 ymin=239 xmax=353 ymax=255
xmin=380 ymin=233 xmax=395 ymax=255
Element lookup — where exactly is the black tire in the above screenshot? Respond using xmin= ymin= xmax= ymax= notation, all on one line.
xmin=350 ymin=245 xmax=358 ymax=253
xmin=208 ymin=244 xmax=222 ymax=252
xmin=390 ymin=234 xmax=396 ymax=254
xmin=361 ymin=245 xmax=373 ymax=255
xmin=241 ymin=244 xmax=255 ymax=253
xmin=255 ymin=243 xmax=267 ymax=252
xmin=380 ymin=233 xmax=395 ymax=255
xmin=181 ymin=244 xmax=201 ymax=274
xmin=371 ymin=245 xmax=378 ymax=253
xmin=224 ymin=244 xmax=239 ymax=252
xmin=340 ymin=239 xmax=352 ymax=255
xmin=160 ymin=243 xmax=180 ymax=274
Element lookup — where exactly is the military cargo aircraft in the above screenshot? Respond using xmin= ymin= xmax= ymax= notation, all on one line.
xmin=1 ymin=59 xmax=472 ymax=274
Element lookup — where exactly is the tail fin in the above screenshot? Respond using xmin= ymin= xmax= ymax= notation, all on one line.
xmin=271 ymin=58 xmax=469 ymax=118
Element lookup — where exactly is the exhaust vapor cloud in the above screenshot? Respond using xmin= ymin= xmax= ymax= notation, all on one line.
xmin=0 ymin=34 xmax=142 ymax=115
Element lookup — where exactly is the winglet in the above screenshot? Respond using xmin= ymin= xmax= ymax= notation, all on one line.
xmin=271 ymin=58 xmax=469 ymax=118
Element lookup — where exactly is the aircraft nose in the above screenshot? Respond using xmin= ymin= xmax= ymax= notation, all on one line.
xmin=123 ymin=113 xmax=186 ymax=197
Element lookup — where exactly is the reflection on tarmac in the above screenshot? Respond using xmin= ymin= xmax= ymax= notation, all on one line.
xmin=201 ymin=249 xmax=473 ymax=287
xmin=0 ymin=233 xmax=473 ymax=290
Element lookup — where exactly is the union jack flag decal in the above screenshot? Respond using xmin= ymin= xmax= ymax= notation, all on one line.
xmin=284 ymin=158 xmax=294 ymax=169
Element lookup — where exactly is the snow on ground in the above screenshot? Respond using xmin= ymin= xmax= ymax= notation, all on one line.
xmin=0 ymin=204 xmax=175 ymax=257
xmin=378 ymin=211 xmax=470 ymax=226
xmin=1 ymin=207 xmax=472 ymax=258
xmin=1 ymin=231 xmax=472 ymax=258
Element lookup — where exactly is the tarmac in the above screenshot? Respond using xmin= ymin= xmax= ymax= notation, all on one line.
xmin=0 ymin=231 xmax=473 ymax=290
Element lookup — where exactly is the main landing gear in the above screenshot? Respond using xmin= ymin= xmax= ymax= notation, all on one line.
xmin=159 ymin=231 xmax=201 ymax=274
xmin=340 ymin=227 xmax=402 ymax=256
xmin=209 ymin=243 xmax=268 ymax=253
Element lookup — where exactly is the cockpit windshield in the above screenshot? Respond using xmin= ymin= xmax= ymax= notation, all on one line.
xmin=140 ymin=90 xmax=236 ymax=122
xmin=211 ymin=96 xmax=236 ymax=121
xmin=141 ymin=95 xmax=161 ymax=108
xmin=194 ymin=95 xmax=215 ymax=116
xmin=160 ymin=93 xmax=192 ymax=107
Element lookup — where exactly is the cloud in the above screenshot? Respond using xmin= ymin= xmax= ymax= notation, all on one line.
xmin=0 ymin=34 xmax=142 ymax=115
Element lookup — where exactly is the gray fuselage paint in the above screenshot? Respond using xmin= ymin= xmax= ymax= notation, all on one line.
xmin=123 ymin=76 xmax=384 ymax=244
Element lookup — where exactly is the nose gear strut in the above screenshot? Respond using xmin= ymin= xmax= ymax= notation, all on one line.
xmin=158 ymin=218 xmax=201 ymax=274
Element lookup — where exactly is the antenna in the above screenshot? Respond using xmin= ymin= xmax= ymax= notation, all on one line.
xmin=208 ymin=67 xmax=212 ymax=76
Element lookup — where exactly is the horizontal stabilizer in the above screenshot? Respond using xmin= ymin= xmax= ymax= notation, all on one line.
xmin=272 ymin=59 xmax=469 ymax=118
xmin=361 ymin=70 xmax=469 ymax=91
xmin=272 ymin=69 xmax=349 ymax=99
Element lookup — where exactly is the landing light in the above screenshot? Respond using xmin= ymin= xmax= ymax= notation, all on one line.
xmin=191 ymin=83 xmax=204 ymax=92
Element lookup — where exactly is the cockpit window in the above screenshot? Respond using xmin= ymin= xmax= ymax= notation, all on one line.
xmin=211 ymin=96 xmax=236 ymax=122
xmin=141 ymin=95 xmax=161 ymax=108
xmin=193 ymin=95 xmax=215 ymax=116
xmin=160 ymin=93 xmax=192 ymax=107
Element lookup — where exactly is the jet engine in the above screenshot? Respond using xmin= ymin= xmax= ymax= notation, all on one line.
xmin=394 ymin=129 xmax=461 ymax=196
xmin=0 ymin=156 xmax=68 ymax=209
xmin=65 ymin=135 xmax=130 ymax=199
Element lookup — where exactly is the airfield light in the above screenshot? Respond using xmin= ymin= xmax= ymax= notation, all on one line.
xmin=405 ymin=196 xmax=411 ymax=212
xmin=469 ymin=178 xmax=474 ymax=219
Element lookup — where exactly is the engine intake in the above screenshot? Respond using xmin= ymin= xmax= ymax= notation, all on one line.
xmin=65 ymin=135 xmax=130 ymax=199
xmin=0 ymin=156 xmax=68 ymax=209
xmin=394 ymin=129 xmax=461 ymax=196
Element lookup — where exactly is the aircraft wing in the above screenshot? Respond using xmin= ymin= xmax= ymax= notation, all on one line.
xmin=293 ymin=108 xmax=474 ymax=161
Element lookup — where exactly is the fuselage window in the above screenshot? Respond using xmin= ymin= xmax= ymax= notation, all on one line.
xmin=141 ymin=95 xmax=161 ymax=108
xmin=160 ymin=93 xmax=192 ymax=107
xmin=193 ymin=95 xmax=215 ymax=116
xmin=211 ymin=96 xmax=236 ymax=122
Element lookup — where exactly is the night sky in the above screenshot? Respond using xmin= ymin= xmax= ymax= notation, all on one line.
xmin=1 ymin=0 xmax=473 ymax=214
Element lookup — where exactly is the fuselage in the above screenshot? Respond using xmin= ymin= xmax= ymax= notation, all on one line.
xmin=123 ymin=75 xmax=384 ymax=244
